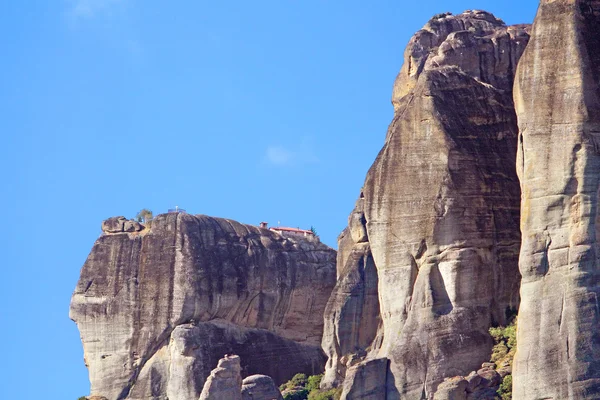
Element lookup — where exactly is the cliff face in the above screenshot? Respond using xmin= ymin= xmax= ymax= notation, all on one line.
xmin=322 ymin=11 xmax=529 ymax=398
xmin=513 ymin=1 xmax=600 ymax=398
xmin=70 ymin=213 xmax=336 ymax=400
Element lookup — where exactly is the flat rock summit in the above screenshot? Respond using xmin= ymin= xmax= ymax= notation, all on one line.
xmin=72 ymin=2 xmax=600 ymax=399
xmin=71 ymin=213 xmax=336 ymax=399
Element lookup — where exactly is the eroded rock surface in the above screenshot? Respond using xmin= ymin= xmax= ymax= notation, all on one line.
xmin=101 ymin=216 xmax=143 ymax=233
xmin=512 ymin=1 xmax=600 ymax=398
xmin=322 ymin=10 xmax=529 ymax=398
xmin=71 ymin=213 xmax=336 ymax=400
xmin=241 ymin=375 xmax=283 ymax=400
xmin=433 ymin=364 xmax=504 ymax=400
xmin=199 ymin=355 xmax=243 ymax=400
xmin=340 ymin=358 xmax=390 ymax=400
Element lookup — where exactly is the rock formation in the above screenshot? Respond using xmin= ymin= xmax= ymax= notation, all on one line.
xmin=241 ymin=375 xmax=284 ymax=400
xmin=321 ymin=10 xmax=530 ymax=398
xmin=432 ymin=363 xmax=506 ymax=400
xmin=70 ymin=3 xmax=600 ymax=400
xmin=199 ymin=355 xmax=243 ymax=400
xmin=339 ymin=358 xmax=390 ymax=400
xmin=71 ymin=213 xmax=336 ymax=400
xmin=512 ymin=0 xmax=600 ymax=398
xmin=197 ymin=355 xmax=284 ymax=400
xmin=101 ymin=216 xmax=143 ymax=233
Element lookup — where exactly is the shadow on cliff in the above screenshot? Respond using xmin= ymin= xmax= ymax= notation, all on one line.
xmin=386 ymin=363 xmax=401 ymax=400
xmin=429 ymin=263 xmax=453 ymax=316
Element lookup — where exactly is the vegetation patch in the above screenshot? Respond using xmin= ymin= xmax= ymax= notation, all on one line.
xmin=489 ymin=318 xmax=517 ymax=400
xmin=489 ymin=321 xmax=516 ymax=367
xmin=498 ymin=374 xmax=513 ymax=400
xmin=280 ymin=374 xmax=342 ymax=400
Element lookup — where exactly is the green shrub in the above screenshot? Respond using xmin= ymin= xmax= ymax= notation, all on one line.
xmin=489 ymin=323 xmax=516 ymax=349
xmin=280 ymin=373 xmax=309 ymax=392
xmin=505 ymin=325 xmax=517 ymax=349
xmin=489 ymin=321 xmax=517 ymax=367
xmin=490 ymin=320 xmax=517 ymax=399
xmin=498 ymin=374 xmax=512 ymax=400
xmin=308 ymin=387 xmax=342 ymax=400
xmin=281 ymin=373 xmax=341 ymax=400
xmin=135 ymin=209 xmax=153 ymax=224
xmin=283 ymin=388 xmax=309 ymax=400
xmin=490 ymin=341 xmax=508 ymax=363
xmin=290 ymin=373 xmax=308 ymax=387
xmin=306 ymin=374 xmax=323 ymax=392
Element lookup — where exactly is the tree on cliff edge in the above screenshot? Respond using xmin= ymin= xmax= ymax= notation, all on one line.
xmin=135 ymin=209 xmax=153 ymax=225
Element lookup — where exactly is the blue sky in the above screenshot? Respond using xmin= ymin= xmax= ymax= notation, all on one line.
xmin=2 ymin=1 xmax=538 ymax=398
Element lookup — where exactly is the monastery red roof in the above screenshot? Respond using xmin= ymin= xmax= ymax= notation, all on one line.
xmin=269 ymin=226 xmax=314 ymax=235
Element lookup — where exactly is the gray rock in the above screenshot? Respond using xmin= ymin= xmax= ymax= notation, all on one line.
xmin=433 ymin=378 xmax=468 ymax=400
xmin=433 ymin=367 xmax=502 ymax=400
xmin=496 ymin=368 xmax=510 ymax=378
xmin=464 ymin=374 xmax=482 ymax=392
xmin=123 ymin=220 xmax=143 ymax=232
xmin=321 ymin=224 xmax=380 ymax=389
xmin=475 ymin=369 xmax=501 ymax=389
xmin=466 ymin=388 xmax=498 ymax=400
xmin=512 ymin=0 xmax=600 ymax=398
xmin=241 ymin=375 xmax=283 ymax=400
xmin=322 ymin=10 xmax=529 ymax=398
xmin=199 ymin=355 xmax=243 ymax=400
xmin=101 ymin=216 xmax=127 ymax=233
xmin=70 ymin=213 xmax=336 ymax=400
xmin=340 ymin=358 xmax=389 ymax=400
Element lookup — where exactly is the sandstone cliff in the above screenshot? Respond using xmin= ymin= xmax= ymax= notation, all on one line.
xmin=71 ymin=213 xmax=336 ymax=400
xmin=513 ymin=0 xmax=600 ymax=398
xmin=199 ymin=355 xmax=243 ymax=400
xmin=321 ymin=11 xmax=530 ymax=399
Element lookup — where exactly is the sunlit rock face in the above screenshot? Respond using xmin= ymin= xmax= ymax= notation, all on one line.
xmin=70 ymin=213 xmax=336 ymax=400
xmin=513 ymin=1 xmax=600 ymax=398
xmin=321 ymin=10 xmax=529 ymax=399
xmin=199 ymin=355 xmax=243 ymax=400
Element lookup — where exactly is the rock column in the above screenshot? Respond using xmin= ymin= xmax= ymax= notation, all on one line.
xmin=513 ymin=0 xmax=600 ymax=398
xmin=199 ymin=355 xmax=243 ymax=400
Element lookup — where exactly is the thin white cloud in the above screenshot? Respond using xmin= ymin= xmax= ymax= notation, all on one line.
xmin=265 ymin=138 xmax=319 ymax=167
xmin=266 ymin=146 xmax=294 ymax=166
xmin=67 ymin=0 xmax=124 ymax=19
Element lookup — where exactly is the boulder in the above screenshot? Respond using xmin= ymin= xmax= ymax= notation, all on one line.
xmin=123 ymin=220 xmax=143 ymax=232
xmin=101 ymin=216 xmax=127 ymax=233
xmin=241 ymin=375 xmax=283 ymax=400
xmin=432 ymin=367 xmax=502 ymax=400
xmin=433 ymin=378 xmax=468 ymax=400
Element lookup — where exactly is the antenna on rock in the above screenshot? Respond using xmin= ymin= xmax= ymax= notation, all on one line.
xmin=168 ymin=205 xmax=187 ymax=214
